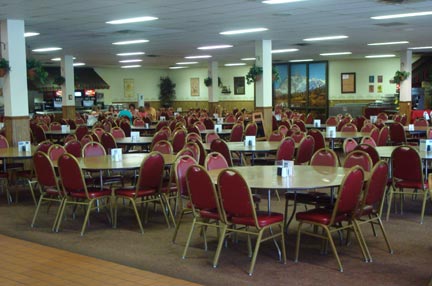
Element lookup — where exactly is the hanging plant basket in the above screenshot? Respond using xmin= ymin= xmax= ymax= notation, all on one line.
xmin=392 ymin=70 xmax=410 ymax=84
xmin=54 ymin=75 xmax=66 ymax=86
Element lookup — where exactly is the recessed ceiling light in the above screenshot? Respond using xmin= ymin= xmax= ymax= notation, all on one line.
xmin=24 ymin=32 xmax=40 ymax=37
xmin=73 ymin=62 xmax=85 ymax=66
xmin=409 ymin=46 xmax=432 ymax=50
xmin=185 ymin=55 xmax=212 ymax=59
xmin=371 ymin=11 xmax=432 ymax=20
xmin=220 ymin=28 xmax=268 ymax=35
xmin=365 ymin=54 xmax=396 ymax=58
xmin=176 ymin=62 xmax=198 ymax=65
xmin=112 ymin=39 xmax=149 ymax=45
xmin=320 ymin=52 xmax=352 ymax=56
xmin=51 ymin=57 xmax=76 ymax=61
xmin=241 ymin=57 xmax=256 ymax=61
xmin=289 ymin=59 xmax=314 ymax=62
xmin=368 ymin=41 xmax=409 ymax=46
xmin=117 ymin=52 xmax=145 ymax=56
xmin=106 ymin=16 xmax=158 ymax=25
xmin=303 ymin=35 xmax=348 ymax=41
xmin=121 ymin=65 xmax=141 ymax=68
xmin=272 ymin=49 xmax=299 ymax=53
xmin=32 ymin=47 xmax=62 ymax=52
xmin=197 ymin=45 xmax=233 ymax=50
xmin=224 ymin=63 xmax=246 ymax=66
xmin=169 ymin=66 xmax=187 ymax=69
xmin=119 ymin=59 xmax=142 ymax=63
xmin=262 ymin=0 xmax=306 ymax=4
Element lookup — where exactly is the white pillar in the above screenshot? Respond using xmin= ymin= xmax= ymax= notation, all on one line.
xmin=61 ymin=55 xmax=75 ymax=106
xmin=1 ymin=19 xmax=29 ymax=116
xmin=208 ymin=61 xmax=219 ymax=103
xmin=399 ymin=50 xmax=412 ymax=102
xmin=255 ymin=40 xmax=272 ymax=107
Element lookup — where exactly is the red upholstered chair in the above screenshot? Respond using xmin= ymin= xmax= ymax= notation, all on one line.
xmin=278 ymin=125 xmax=289 ymax=137
xmin=389 ymin=123 xmax=406 ymax=145
xmin=187 ymin=124 xmax=200 ymax=135
xmin=194 ymin=139 xmax=207 ymax=166
xmin=82 ymin=141 xmax=106 ymax=157
xmin=295 ymin=166 xmax=367 ymax=272
xmin=307 ymin=129 xmax=326 ymax=153
xmin=205 ymin=152 xmax=229 ymax=170
xmin=100 ymin=132 xmax=117 ymax=154
xmin=355 ymin=160 xmax=393 ymax=261
xmin=75 ymin=125 xmax=88 ymax=141
xmin=276 ymin=137 xmax=296 ymax=161
xmin=325 ymin=116 xmax=338 ymax=126
xmin=343 ymin=138 xmax=358 ymax=155
xmin=343 ymin=150 xmax=372 ymax=172
xmin=210 ymin=139 xmax=233 ymax=167
xmin=133 ymin=118 xmax=145 ymax=127
xmin=181 ymin=165 xmax=226 ymax=259
xmin=64 ymin=140 xmax=82 ymax=158
xmin=32 ymin=125 xmax=47 ymax=143
xmin=49 ymin=122 xmax=62 ymax=131
xmin=169 ymin=120 xmax=178 ymax=132
xmin=36 ymin=140 xmax=53 ymax=153
xmin=225 ymin=114 xmax=236 ymax=123
xmin=151 ymin=140 xmax=173 ymax=154
xmin=377 ymin=112 xmax=388 ymax=122
xmin=111 ymin=126 xmax=126 ymax=139
xmin=268 ymin=131 xmax=284 ymax=142
xmin=295 ymin=135 xmax=315 ymax=165
xmin=114 ymin=152 xmax=170 ymax=233
xmin=151 ymin=130 xmax=169 ymax=150
xmin=75 ymin=117 xmax=85 ymax=125
xmin=37 ymin=123 xmax=49 ymax=132
xmin=194 ymin=121 xmax=206 ymax=132
xmin=176 ymin=148 xmax=194 ymax=158
xmin=354 ymin=144 xmax=380 ymax=166
xmin=293 ymin=120 xmax=306 ymax=132
xmin=341 ymin=122 xmax=358 ymax=132
xmin=186 ymin=132 xmax=202 ymax=143
xmin=279 ymin=119 xmax=291 ymax=129
xmin=361 ymin=123 xmax=376 ymax=133
xmin=244 ymin=122 xmax=258 ymax=137
xmin=172 ymin=128 xmax=187 ymax=153
xmin=47 ymin=144 xmax=66 ymax=161
xmin=310 ymin=148 xmax=339 ymax=167
xmin=119 ymin=120 xmax=131 ymax=137
xmin=229 ymin=123 xmax=244 ymax=142
xmin=361 ymin=135 xmax=376 ymax=147
xmin=102 ymin=121 xmax=112 ymax=132
xmin=205 ymin=131 xmax=220 ymax=144
xmin=92 ymin=127 xmax=105 ymax=141
xmin=30 ymin=151 xmax=64 ymax=231
xmin=183 ymin=142 xmax=200 ymax=162
xmin=64 ymin=134 xmax=77 ymax=144
xmin=377 ymin=126 xmax=389 ymax=146
xmin=305 ymin=113 xmax=314 ymax=124
xmin=414 ymin=117 xmax=429 ymax=127
xmin=156 ymin=120 xmax=169 ymax=132
xmin=374 ymin=119 xmax=385 ymax=130
xmin=370 ymin=128 xmax=379 ymax=144
xmin=400 ymin=114 xmax=407 ymax=125
xmin=214 ymin=169 xmax=286 ymax=275
xmin=291 ymin=131 xmax=305 ymax=143
xmin=159 ymin=126 xmax=172 ymax=138
xmin=56 ymin=153 xmax=111 ymax=235
xmin=336 ymin=118 xmax=351 ymax=131
xmin=387 ymin=146 xmax=429 ymax=224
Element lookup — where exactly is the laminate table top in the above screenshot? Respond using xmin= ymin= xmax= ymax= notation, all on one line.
xmin=376 ymin=145 xmax=432 ymax=159
xmin=0 ymin=147 xmax=36 ymax=159
xmin=204 ymin=141 xmax=282 ymax=153
xmin=115 ymin=137 xmax=153 ymax=146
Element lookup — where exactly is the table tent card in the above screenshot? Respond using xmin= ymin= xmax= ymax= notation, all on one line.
xmin=174 ymin=112 xmax=179 ymax=117
xmin=61 ymin=125 xmax=70 ymax=132
xmin=277 ymin=160 xmax=294 ymax=177
xmin=424 ymin=111 xmax=430 ymax=121
xmin=213 ymin=113 xmax=219 ymax=119
xmin=408 ymin=124 xmax=415 ymax=131
xmin=244 ymin=136 xmax=256 ymax=147
xmin=419 ymin=139 xmax=432 ymax=152
xmin=111 ymin=148 xmax=123 ymax=161
xmin=214 ymin=124 xmax=222 ymax=133
xmin=160 ymin=116 xmax=166 ymax=121
xmin=326 ymin=126 xmax=336 ymax=138
xmin=370 ymin=115 xmax=377 ymax=124
xmin=18 ymin=141 xmax=31 ymax=152
xmin=217 ymin=118 xmax=223 ymax=124
xmin=313 ymin=119 xmax=321 ymax=128
xmin=275 ymin=114 xmax=281 ymax=121
xmin=130 ymin=131 xmax=140 ymax=142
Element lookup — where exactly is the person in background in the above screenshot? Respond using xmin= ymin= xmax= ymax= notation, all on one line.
xmin=118 ymin=106 xmax=133 ymax=123
xmin=129 ymin=103 xmax=139 ymax=117
xmin=144 ymin=102 xmax=157 ymax=121
xmin=138 ymin=106 xmax=148 ymax=119
xmin=105 ymin=105 xmax=117 ymax=116
xmin=91 ymin=106 xmax=100 ymax=117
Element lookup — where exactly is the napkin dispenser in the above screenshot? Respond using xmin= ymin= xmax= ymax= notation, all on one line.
xmin=18 ymin=141 xmax=31 ymax=152
xmin=160 ymin=116 xmax=166 ymax=121
xmin=214 ymin=124 xmax=222 ymax=133
xmin=277 ymin=160 xmax=293 ymax=177
xmin=370 ymin=115 xmax=377 ymax=124
xmin=130 ymin=131 xmax=140 ymax=142
xmin=326 ymin=126 xmax=336 ymax=138
xmin=313 ymin=119 xmax=321 ymax=128
xmin=244 ymin=136 xmax=256 ymax=147
xmin=408 ymin=124 xmax=414 ymax=131
xmin=111 ymin=148 xmax=123 ymax=161
xmin=61 ymin=125 xmax=70 ymax=132
xmin=424 ymin=111 xmax=430 ymax=120
xmin=419 ymin=139 xmax=432 ymax=152
xmin=217 ymin=117 xmax=223 ymax=124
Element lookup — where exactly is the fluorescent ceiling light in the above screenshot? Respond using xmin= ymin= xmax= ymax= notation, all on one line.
xmin=121 ymin=65 xmax=141 ymax=68
xmin=289 ymin=59 xmax=313 ymax=62
xmin=106 ymin=16 xmax=158 ymax=25
xmin=119 ymin=59 xmax=142 ymax=63
xmin=24 ymin=32 xmax=40 ymax=37
xmin=117 ymin=52 xmax=145 ymax=56
xmin=185 ymin=55 xmax=212 ymax=59
xmin=51 ymin=57 xmax=76 ymax=61
xmin=73 ymin=62 xmax=85 ymax=66
xmin=112 ymin=39 xmax=149 ymax=45
xmin=197 ymin=45 xmax=233 ymax=50
xmin=262 ymin=0 xmax=305 ymax=4
xmin=224 ymin=63 xmax=246 ymax=66
xmin=272 ymin=49 xmax=299 ymax=53
xmin=320 ymin=52 xmax=352 ymax=56
xmin=169 ymin=66 xmax=187 ymax=69
xmin=368 ymin=41 xmax=409 ymax=46
xmin=176 ymin=62 xmax=198 ymax=65
xmin=304 ymin=35 xmax=348 ymax=41
xmin=365 ymin=54 xmax=396 ymax=58
xmin=371 ymin=11 xmax=432 ymax=20
xmin=409 ymin=46 xmax=432 ymax=50
xmin=220 ymin=28 xmax=268 ymax=35
xmin=241 ymin=57 xmax=256 ymax=61
xmin=32 ymin=47 xmax=62 ymax=52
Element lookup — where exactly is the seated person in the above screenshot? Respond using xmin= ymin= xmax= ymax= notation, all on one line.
xmin=118 ymin=107 xmax=133 ymax=123
xmin=144 ymin=102 xmax=157 ymax=121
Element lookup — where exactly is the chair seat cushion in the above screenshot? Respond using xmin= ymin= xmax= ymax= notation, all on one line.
xmin=231 ymin=211 xmax=283 ymax=227
xmin=200 ymin=208 xmax=220 ymax=220
xmin=296 ymin=208 xmax=347 ymax=225
xmin=115 ymin=187 xmax=156 ymax=197
xmin=394 ymin=180 xmax=426 ymax=190
xmin=70 ymin=188 xmax=111 ymax=199
xmin=45 ymin=187 xmax=62 ymax=196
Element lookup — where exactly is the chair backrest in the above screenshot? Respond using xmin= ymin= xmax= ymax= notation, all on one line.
xmin=369 ymin=128 xmax=379 ymax=144
xmin=291 ymin=131 xmax=305 ymax=143
xmin=82 ymin=141 xmax=106 ymax=157
xmin=362 ymin=160 xmax=389 ymax=208
xmin=33 ymin=125 xmax=47 ymax=143
xmin=244 ymin=122 xmax=258 ymax=136
xmin=58 ymin=153 xmax=88 ymax=197
xmin=102 ymin=121 xmax=112 ymax=132
xmin=268 ymin=131 xmax=284 ymax=142
xmin=93 ymin=127 xmax=105 ymax=141
xmin=205 ymin=131 xmax=220 ymax=144
xmin=337 ymin=118 xmax=351 ymax=131
xmin=310 ymin=148 xmax=339 ymax=167
xmin=194 ymin=139 xmax=207 ymax=166
xmin=100 ymin=132 xmax=117 ymax=153
xmin=36 ymin=140 xmax=53 ymax=153
xmin=111 ymin=126 xmax=126 ymax=139
xmin=225 ymin=114 xmax=236 ymax=123
xmin=75 ymin=125 xmax=88 ymax=141
xmin=174 ymin=155 xmax=197 ymax=197
xmin=151 ymin=140 xmax=173 ymax=154
xmin=64 ymin=134 xmax=77 ymax=144
xmin=229 ymin=123 xmax=244 ymax=142
xmin=187 ymin=125 xmax=200 ymax=135
xmin=414 ymin=117 xmax=429 ymax=127
xmin=210 ymin=138 xmax=233 ymax=167
xmin=136 ymin=152 xmax=164 ymax=193
xmin=186 ymin=132 xmax=202 ymax=143
xmin=75 ymin=117 xmax=85 ymax=125
xmin=159 ymin=126 xmax=172 ymax=138
xmin=276 ymin=137 xmax=296 ymax=161
xmin=184 ymin=141 xmax=200 ymax=162
xmin=377 ymin=126 xmax=389 ymax=146
xmin=360 ymin=135 xmax=376 ymax=147
xmin=203 ymin=118 xmax=215 ymax=129
xmin=119 ymin=120 xmax=131 ymax=137
xmin=354 ymin=144 xmax=380 ymax=166
xmin=377 ymin=112 xmax=388 ymax=121
xmin=33 ymin=151 xmax=59 ymax=189
xmin=343 ymin=137 xmax=358 ymax=155
xmin=341 ymin=122 xmax=357 ymax=132
xmin=49 ymin=122 xmax=62 ymax=131
xmin=295 ymin=135 xmax=315 ymax=165
xmin=0 ymin=135 xmax=10 ymax=148
xmin=47 ymin=144 xmax=66 ymax=161
xmin=307 ymin=129 xmax=325 ymax=153
xmin=325 ymin=116 xmax=338 ymax=126
xmin=305 ymin=113 xmax=314 ymax=124
xmin=172 ymin=128 xmax=187 ymax=153
xmin=80 ymin=134 xmax=93 ymax=146
xmin=64 ymin=140 xmax=82 ymax=158
xmin=389 ymin=122 xmax=406 ymax=145
xmin=194 ymin=121 xmax=206 ymax=131
xmin=361 ymin=123 xmax=376 ymax=133
xmin=343 ymin=150 xmax=373 ymax=171
xmin=293 ymin=120 xmax=306 ymax=132
xmin=391 ymin=145 xmax=423 ymax=184
xmin=133 ymin=118 xmax=145 ymax=127
xmin=278 ymin=125 xmax=289 ymax=137
xmin=205 ymin=152 xmax=229 ymax=170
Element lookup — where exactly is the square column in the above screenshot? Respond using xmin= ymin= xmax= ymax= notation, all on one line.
xmin=61 ymin=55 xmax=76 ymax=119
xmin=399 ymin=50 xmax=412 ymax=123
xmin=208 ymin=61 xmax=219 ymax=114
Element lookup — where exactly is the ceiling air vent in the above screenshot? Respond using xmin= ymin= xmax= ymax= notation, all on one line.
xmin=114 ymin=29 xmax=141 ymax=34
xmin=146 ymin=54 xmax=160 ymax=58
xmin=294 ymin=43 xmax=310 ymax=47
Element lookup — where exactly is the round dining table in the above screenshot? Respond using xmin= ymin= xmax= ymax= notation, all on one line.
xmin=0 ymin=146 xmax=36 ymax=171
xmin=323 ymin=131 xmax=370 ymax=149
xmin=115 ymin=137 xmax=153 ymax=152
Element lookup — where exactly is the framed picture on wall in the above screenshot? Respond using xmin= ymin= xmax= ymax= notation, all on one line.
xmin=124 ymin=79 xmax=135 ymax=98
xmin=234 ymin=76 xmax=245 ymax=95
xmin=341 ymin=72 xmax=356 ymax=93
xmin=190 ymin=77 xmax=199 ymax=96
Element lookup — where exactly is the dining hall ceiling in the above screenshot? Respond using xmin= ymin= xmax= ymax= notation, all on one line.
xmin=0 ymin=0 xmax=431 ymax=69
